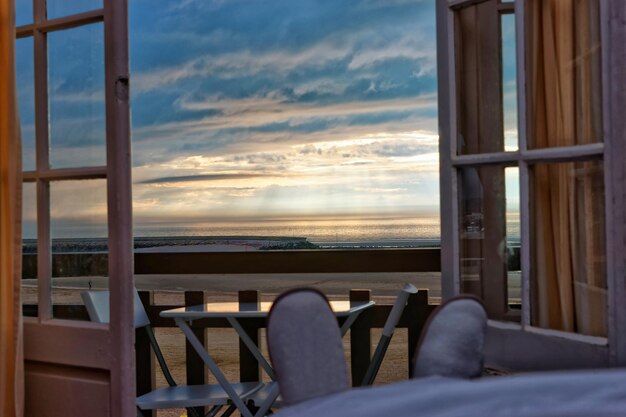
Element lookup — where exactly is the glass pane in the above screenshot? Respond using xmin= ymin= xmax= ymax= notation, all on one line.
xmin=16 ymin=37 xmax=36 ymax=171
xmin=455 ymin=0 xmax=506 ymax=155
xmin=505 ymin=167 xmax=520 ymax=307
xmin=15 ymin=0 xmax=33 ymax=27
xmin=527 ymin=0 xmax=602 ymax=149
xmin=47 ymin=0 xmax=101 ymax=20
xmin=501 ymin=13 xmax=518 ymax=152
xmin=48 ymin=23 xmax=106 ymax=169
xmin=22 ymin=183 xmax=37 ymax=316
xmin=531 ymin=160 xmax=606 ymax=336
xmin=50 ymin=180 xmax=108 ymax=319
xmin=459 ymin=164 xmax=515 ymax=319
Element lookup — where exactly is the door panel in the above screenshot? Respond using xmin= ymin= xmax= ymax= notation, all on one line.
xmin=25 ymin=361 xmax=110 ymax=417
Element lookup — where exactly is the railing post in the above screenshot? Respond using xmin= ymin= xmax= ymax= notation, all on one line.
xmin=136 ymin=291 xmax=155 ymax=417
xmin=239 ymin=290 xmax=261 ymax=382
xmin=185 ymin=291 xmax=206 ymax=417
xmin=349 ymin=289 xmax=371 ymax=387
xmin=407 ymin=289 xmax=430 ymax=378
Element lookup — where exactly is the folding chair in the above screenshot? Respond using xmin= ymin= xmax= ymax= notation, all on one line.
xmin=361 ymin=283 xmax=418 ymax=386
xmin=81 ymin=290 xmax=262 ymax=417
xmin=412 ymin=295 xmax=487 ymax=379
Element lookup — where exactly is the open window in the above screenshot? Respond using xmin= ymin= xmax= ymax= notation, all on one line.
xmin=438 ymin=0 xmax=626 ymax=369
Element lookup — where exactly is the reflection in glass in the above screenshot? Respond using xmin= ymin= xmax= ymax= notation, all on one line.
xmin=48 ymin=23 xmax=106 ymax=169
xmin=16 ymin=37 xmax=36 ymax=171
xmin=22 ymin=183 xmax=37 ymax=314
xmin=532 ymin=161 xmax=606 ymax=336
xmin=15 ymin=0 xmax=33 ymax=27
xmin=455 ymin=0 xmax=505 ymax=155
xmin=501 ymin=13 xmax=518 ymax=152
xmin=505 ymin=167 xmax=520 ymax=306
xmin=47 ymin=0 xmax=101 ymax=20
xmin=22 ymin=182 xmax=36 ymax=274
xmin=459 ymin=164 xmax=515 ymax=319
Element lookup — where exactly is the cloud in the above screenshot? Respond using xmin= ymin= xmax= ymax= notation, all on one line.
xmin=134 ymin=93 xmax=437 ymax=144
xmin=348 ymin=38 xmax=435 ymax=72
xmin=139 ymin=173 xmax=273 ymax=184
xmin=134 ymin=41 xmax=354 ymax=92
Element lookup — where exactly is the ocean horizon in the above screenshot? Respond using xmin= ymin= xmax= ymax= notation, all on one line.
xmin=25 ymin=215 xmax=521 ymax=249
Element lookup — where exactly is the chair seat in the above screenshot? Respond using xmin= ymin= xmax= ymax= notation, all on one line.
xmin=247 ymin=382 xmax=284 ymax=408
xmin=136 ymin=382 xmax=263 ymax=410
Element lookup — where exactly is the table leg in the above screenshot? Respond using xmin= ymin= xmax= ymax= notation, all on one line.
xmin=228 ymin=317 xmax=276 ymax=380
xmin=175 ymin=318 xmax=256 ymax=417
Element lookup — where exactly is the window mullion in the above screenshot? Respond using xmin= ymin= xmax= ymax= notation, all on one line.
xmin=519 ymin=161 xmax=531 ymax=326
xmin=516 ymin=0 xmax=530 ymax=326
xmin=34 ymin=0 xmax=52 ymax=321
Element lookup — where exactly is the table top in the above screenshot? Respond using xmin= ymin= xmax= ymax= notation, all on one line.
xmin=274 ymin=370 xmax=626 ymax=417
xmin=160 ymin=299 xmax=375 ymax=319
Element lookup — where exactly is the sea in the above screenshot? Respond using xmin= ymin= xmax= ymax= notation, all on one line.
xmin=134 ymin=216 xmax=443 ymax=248
xmin=27 ymin=215 xmax=521 ymax=249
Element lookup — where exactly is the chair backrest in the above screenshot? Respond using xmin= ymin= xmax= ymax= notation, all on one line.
xmin=81 ymin=289 xmax=178 ymax=387
xmin=412 ymin=295 xmax=487 ymax=379
xmin=81 ymin=290 xmax=151 ymax=329
xmin=267 ymin=288 xmax=349 ymax=406
xmin=361 ymin=283 xmax=418 ymax=386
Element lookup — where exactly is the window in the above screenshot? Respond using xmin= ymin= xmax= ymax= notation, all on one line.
xmin=441 ymin=0 xmax=607 ymax=338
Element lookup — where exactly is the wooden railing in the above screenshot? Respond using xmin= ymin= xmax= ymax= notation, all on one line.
xmin=22 ymin=248 xmax=442 ymax=278
xmin=23 ymin=288 xmax=435 ymax=417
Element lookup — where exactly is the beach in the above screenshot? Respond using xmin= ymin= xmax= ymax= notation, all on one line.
xmin=22 ymin=269 xmax=441 ymax=417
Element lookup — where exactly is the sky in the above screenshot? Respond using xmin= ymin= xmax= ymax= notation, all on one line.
xmin=14 ymin=0 xmax=519 ymax=238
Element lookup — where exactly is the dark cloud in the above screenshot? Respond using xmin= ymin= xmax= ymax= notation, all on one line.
xmin=139 ymin=173 xmax=270 ymax=184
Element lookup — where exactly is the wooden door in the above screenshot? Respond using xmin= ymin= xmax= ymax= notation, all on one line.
xmin=16 ymin=0 xmax=135 ymax=414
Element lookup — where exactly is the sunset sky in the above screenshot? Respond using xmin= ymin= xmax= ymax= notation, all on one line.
xmin=15 ymin=0 xmax=518 ymax=238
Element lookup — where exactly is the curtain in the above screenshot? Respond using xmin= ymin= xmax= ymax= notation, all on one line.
xmin=0 ymin=0 xmax=24 ymax=415
xmin=529 ymin=0 xmax=606 ymax=336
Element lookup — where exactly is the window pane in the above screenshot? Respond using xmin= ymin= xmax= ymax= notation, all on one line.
xmin=15 ymin=0 xmax=33 ymax=27
xmin=501 ymin=13 xmax=518 ymax=152
xmin=48 ymin=23 xmax=106 ymax=169
xmin=531 ymin=160 xmax=606 ymax=337
xmin=455 ymin=0 xmax=506 ymax=155
xmin=505 ymin=167 xmax=520 ymax=307
xmin=50 ymin=180 xmax=108 ymax=319
xmin=527 ymin=0 xmax=602 ymax=149
xmin=458 ymin=164 xmax=517 ymax=319
xmin=22 ymin=183 xmax=37 ymax=316
xmin=16 ymin=37 xmax=36 ymax=171
xmin=47 ymin=0 xmax=101 ymax=20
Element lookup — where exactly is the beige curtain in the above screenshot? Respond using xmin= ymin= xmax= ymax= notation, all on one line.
xmin=529 ymin=0 xmax=606 ymax=336
xmin=0 ymin=0 xmax=24 ymax=415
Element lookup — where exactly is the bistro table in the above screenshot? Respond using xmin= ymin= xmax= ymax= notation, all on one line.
xmin=161 ymin=298 xmax=375 ymax=417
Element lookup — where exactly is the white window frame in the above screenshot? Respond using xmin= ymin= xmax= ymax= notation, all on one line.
xmin=437 ymin=0 xmax=626 ymax=365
